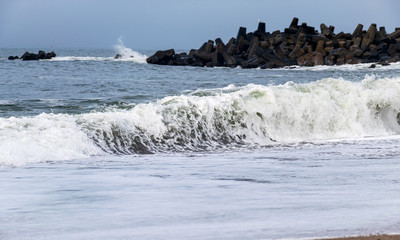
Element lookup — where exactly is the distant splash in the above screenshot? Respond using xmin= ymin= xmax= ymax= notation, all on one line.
xmin=2 ymin=75 xmax=400 ymax=166
xmin=113 ymin=37 xmax=147 ymax=63
xmin=48 ymin=37 xmax=147 ymax=63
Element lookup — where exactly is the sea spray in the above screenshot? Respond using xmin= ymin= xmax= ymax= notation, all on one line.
xmin=2 ymin=76 xmax=400 ymax=165
xmin=46 ymin=37 xmax=148 ymax=62
xmin=113 ymin=37 xmax=148 ymax=63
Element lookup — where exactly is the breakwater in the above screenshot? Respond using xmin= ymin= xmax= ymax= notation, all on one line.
xmin=147 ymin=17 xmax=400 ymax=68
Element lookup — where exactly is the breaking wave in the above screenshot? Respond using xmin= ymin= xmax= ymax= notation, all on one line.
xmin=2 ymin=76 xmax=400 ymax=165
xmin=48 ymin=37 xmax=147 ymax=63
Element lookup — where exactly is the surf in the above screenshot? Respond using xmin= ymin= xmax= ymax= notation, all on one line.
xmin=46 ymin=37 xmax=148 ymax=63
xmin=2 ymin=75 xmax=400 ymax=165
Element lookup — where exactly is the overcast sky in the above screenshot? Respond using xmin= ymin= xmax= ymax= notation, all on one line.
xmin=0 ymin=0 xmax=399 ymax=50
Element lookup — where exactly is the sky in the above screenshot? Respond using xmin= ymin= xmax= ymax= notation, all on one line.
xmin=0 ymin=0 xmax=399 ymax=50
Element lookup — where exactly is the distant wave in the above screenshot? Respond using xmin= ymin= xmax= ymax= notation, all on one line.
xmin=47 ymin=37 xmax=147 ymax=63
xmin=282 ymin=61 xmax=400 ymax=71
xmin=2 ymin=75 xmax=400 ymax=166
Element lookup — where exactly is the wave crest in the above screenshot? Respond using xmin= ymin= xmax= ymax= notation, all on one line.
xmin=3 ymin=76 xmax=400 ymax=165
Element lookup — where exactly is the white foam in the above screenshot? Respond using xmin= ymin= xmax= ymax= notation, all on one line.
xmin=49 ymin=56 xmax=113 ymax=61
xmin=113 ymin=37 xmax=148 ymax=63
xmin=0 ymin=114 xmax=103 ymax=166
xmin=2 ymin=76 xmax=400 ymax=165
xmin=283 ymin=61 xmax=400 ymax=71
xmin=47 ymin=37 xmax=147 ymax=63
xmin=78 ymin=75 xmax=400 ymax=152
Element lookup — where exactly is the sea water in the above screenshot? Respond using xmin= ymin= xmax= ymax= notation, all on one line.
xmin=1 ymin=42 xmax=400 ymax=239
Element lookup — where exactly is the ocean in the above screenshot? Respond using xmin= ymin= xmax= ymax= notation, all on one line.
xmin=1 ymin=41 xmax=400 ymax=240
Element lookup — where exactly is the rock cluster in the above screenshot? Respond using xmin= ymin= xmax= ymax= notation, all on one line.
xmin=147 ymin=17 xmax=400 ymax=68
xmin=8 ymin=50 xmax=56 ymax=61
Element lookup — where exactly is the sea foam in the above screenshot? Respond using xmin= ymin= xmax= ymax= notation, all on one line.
xmin=48 ymin=37 xmax=147 ymax=63
xmin=2 ymin=76 xmax=400 ymax=165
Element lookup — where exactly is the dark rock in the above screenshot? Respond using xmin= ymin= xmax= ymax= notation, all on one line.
xmin=247 ymin=36 xmax=259 ymax=58
xmin=297 ymin=51 xmax=324 ymax=66
xmin=338 ymin=40 xmax=346 ymax=48
xmin=174 ymin=53 xmax=192 ymax=65
xmin=205 ymin=40 xmax=214 ymax=53
xmin=296 ymin=32 xmax=306 ymax=44
xmin=315 ymin=40 xmax=326 ymax=56
xmin=205 ymin=62 xmax=214 ymax=67
xmin=352 ymin=24 xmax=363 ymax=38
xmin=289 ymin=17 xmax=299 ymax=29
xmin=353 ymin=49 xmax=363 ymax=57
xmin=303 ymin=44 xmax=313 ymax=54
xmin=364 ymin=49 xmax=379 ymax=60
xmin=361 ymin=24 xmax=377 ymax=50
xmin=195 ymin=52 xmax=213 ymax=62
xmin=387 ymin=29 xmax=400 ymax=39
xmin=235 ymin=27 xmax=247 ymax=45
xmin=215 ymin=38 xmax=224 ymax=45
xmin=350 ymin=58 xmax=363 ymax=64
xmin=284 ymin=28 xmax=298 ymax=34
xmin=379 ymin=26 xmax=387 ymax=35
xmin=260 ymin=40 xmax=268 ymax=50
xmin=212 ymin=43 xmax=226 ymax=66
xmin=146 ymin=19 xmax=400 ymax=68
xmin=309 ymin=35 xmax=329 ymax=44
xmin=279 ymin=41 xmax=290 ymax=55
xmin=375 ymin=27 xmax=387 ymax=42
xmin=20 ymin=51 xmax=56 ymax=61
xmin=325 ymin=41 xmax=334 ymax=48
xmin=114 ymin=54 xmax=123 ymax=59
xmin=369 ymin=64 xmax=376 ymax=68
xmin=222 ymin=52 xmax=238 ymax=67
xmin=387 ymin=43 xmax=398 ymax=56
xmin=8 ymin=56 xmax=19 ymax=60
xmin=256 ymin=22 xmax=266 ymax=34
xmin=324 ymin=46 xmax=334 ymax=53
xmin=330 ymin=48 xmax=349 ymax=58
xmin=227 ymin=44 xmax=238 ymax=56
xmin=45 ymin=51 xmax=56 ymax=59
xmin=237 ymin=36 xmax=250 ymax=53
xmin=391 ymin=53 xmax=400 ymax=62
xmin=241 ymin=57 xmax=265 ymax=68
xmin=37 ymin=50 xmax=46 ymax=59
xmin=320 ymin=24 xmax=333 ymax=38
xmin=246 ymin=32 xmax=254 ymax=42
xmin=345 ymin=40 xmax=352 ymax=49
xmin=21 ymin=52 xmax=39 ymax=61
xmin=299 ymin=22 xmax=315 ymax=34
xmin=226 ymin=37 xmax=235 ymax=49
xmin=146 ymin=49 xmax=175 ymax=65
xmin=336 ymin=57 xmax=345 ymax=65
xmin=198 ymin=42 xmax=208 ymax=52
xmin=352 ymin=37 xmax=362 ymax=48
xmin=258 ymin=50 xmax=286 ymax=68
xmin=21 ymin=52 xmax=33 ymax=60
xmin=333 ymin=32 xmax=345 ymax=41
xmin=324 ymin=54 xmax=336 ymax=65
xmin=289 ymin=43 xmax=305 ymax=59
